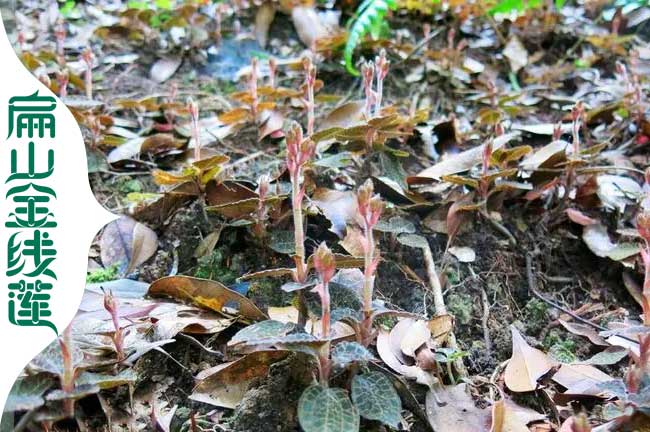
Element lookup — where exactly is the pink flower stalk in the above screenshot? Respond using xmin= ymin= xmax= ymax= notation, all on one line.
xmin=374 ymin=49 xmax=389 ymax=116
xmin=249 ymin=57 xmax=259 ymax=119
xmin=81 ymin=46 xmax=94 ymax=99
xmin=637 ymin=211 xmax=650 ymax=325
xmin=187 ymin=97 xmax=201 ymax=161
xmin=362 ymin=61 xmax=375 ymax=119
xmin=17 ymin=30 xmax=26 ymax=52
xmin=357 ymin=179 xmax=383 ymax=345
xmin=313 ymin=242 xmax=335 ymax=339
xmin=57 ymin=69 xmax=69 ymax=98
xmin=617 ymin=59 xmax=644 ymax=134
xmin=59 ymin=325 xmax=76 ymax=417
xmin=269 ymin=57 xmax=277 ymax=89
xmin=553 ymin=122 xmax=562 ymax=141
xmin=447 ymin=28 xmax=456 ymax=51
xmin=313 ymin=242 xmax=335 ymax=384
xmin=487 ymin=80 xmax=498 ymax=109
xmin=571 ymin=101 xmax=584 ymax=155
xmin=38 ymin=73 xmax=51 ymax=88
xmin=103 ymin=290 xmax=125 ymax=361
xmin=168 ymin=81 xmax=178 ymax=102
xmin=54 ymin=19 xmax=66 ymax=59
xmin=215 ymin=3 xmax=224 ymax=45
xmin=254 ymin=174 xmax=271 ymax=238
xmin=286 ymin=121 xmax=315 ymax=284
xmin=303 ymin=57 xmax=317 ymax=137
xmin=423 ymin=23 xmax=431 ymax=38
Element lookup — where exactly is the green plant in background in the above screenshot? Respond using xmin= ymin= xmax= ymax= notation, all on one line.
xmin=344 ymin=0 xmax=398 ymax=75
xmin=489 ymin=0 xmax=566 ymax=14
xmin=86 ymin=265 xmax=119 ymax=283
xmin=344 ymin=0 xmax=569 ymax=75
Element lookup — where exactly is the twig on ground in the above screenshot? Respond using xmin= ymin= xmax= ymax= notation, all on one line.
xmin=177 ymin=333 xmax=224 ymax=359
xmin=422 ymin=242 xmax=468 ymax=378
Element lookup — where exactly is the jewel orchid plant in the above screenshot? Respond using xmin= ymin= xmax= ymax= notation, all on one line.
xmin=357 ymin=179 xmax=384 ymax=345
xmin=286 ymin=121 xmax=316 ymax=323
xmin=312 ymin=242 xmax=335 ymax=383
xmin=103 ymin=289 xmax=126 ymax=362
xmin=229 ymin=239 xmax=403 ymax=432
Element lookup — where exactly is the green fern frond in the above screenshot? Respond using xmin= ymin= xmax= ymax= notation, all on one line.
xmin=344 ymin=0 xmax=398 ymax=76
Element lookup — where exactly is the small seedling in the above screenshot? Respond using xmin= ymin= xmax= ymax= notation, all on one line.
xmin=187 ymin=97 xmax=201 ymax=161
xmin=54 ymin=19 xmax=66 ymax=61
xmin=374 ymin=49 xmax=389 ymax=117
xmin=302 ymin=57 xmax=317 ymax=136
xmin=103 ymin=289 xmax=126 ymax=362
xmin=81 ymin=46 xmax=94 ymax=99
xmin=268 ymin=57 xmax=277 ymax=89
xmin=250 ymin=58 xmax=260 ymax=120
xmin=57 ymin=69 xmax=69 ymax=98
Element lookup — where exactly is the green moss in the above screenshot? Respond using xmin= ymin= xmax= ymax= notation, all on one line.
xmin=447 ymin=293 xmax=473 ymax=325
xmin=194 ymin=249 xmax=238 ymax=284
xmin=523 ymin=299 xmax=548 ymax=334
xmin=86 ymin=265 xmax=119 ymax=283
xmin=115 ymin=176 xmax=143 ymax=194
xmin=544 ymin=329 xmax=577 ymax=363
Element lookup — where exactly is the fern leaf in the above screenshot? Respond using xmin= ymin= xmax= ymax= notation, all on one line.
xmin=344 ymin=0 xmax=397 ymax=76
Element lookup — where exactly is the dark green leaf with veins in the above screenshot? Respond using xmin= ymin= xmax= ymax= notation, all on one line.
xmin=4 ymin=375 xmax=55 ymax=413
xmin=351 ymin=372 xmax=402 ymax=428
xmin=332 ymin=342 xmax=375 ymax=366
xmin=331 ymin=308 xmax=362 ymax=323
xmin=230 ymin=320 xmax=294 ymax=345
xmin=298 ymin=385 xmax=360 ymax=432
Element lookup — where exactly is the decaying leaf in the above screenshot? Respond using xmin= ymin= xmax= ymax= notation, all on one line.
xmin=425 ymin=383 xmax=488 ymax=431
xmin=504 ymin=326 xmax=557 ymax=392
xmin=150 ymin=56 xmax=182 ymax=83
xmin=147 ymin=276 xmax=267 ymax=321
xmin=192 ymin=350 xmax=290 ymax=409
xmin=100 ymin=216 xmax=158 ymax=276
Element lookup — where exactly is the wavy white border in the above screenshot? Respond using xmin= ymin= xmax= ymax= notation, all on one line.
xmin=0 ymin=15 xmax=117 ymax=424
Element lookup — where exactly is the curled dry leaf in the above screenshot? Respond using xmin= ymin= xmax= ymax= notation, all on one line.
xmin=150 ymin=56 xmax=183 ymax=83
xmin=503 ymin=36 xmax=528 ymax=72
xmin=377 ymin=328 xmax=435 ymax=386
xmin=520 ymin=140 xmax=569 ymax=172
xmin=582 ymin=223 xmax=639 ymax=261
xmin=448 ymin=246 xmax=476 ymax=263
xmin=566 ymin=208 xmax=598 ymax=226
xmin=414 ymin=133 xmax=517 ymax=181
xmin=107 ymin=134 xmax=184 ymax=163
xmin=552 ymin=364 xmax=614 ymax=397
xmin=504 ymin=326 xmax=557 ymax=393
xmin=400 ymin=320 xmax=431 ymax=357
xmin=559 ymin=319 xmax=609 ymax=346
xmin=312 ymin=188 xmax=359 ymax=238
xmin=291 ymin=6 xmax=329 ymax=47
xmin=490 ymin=399 xmax=546 ymax=432
xmin=147 ymin=276 xmax=267 ymax=321
xmin=255 ymin=2 xmax=276 ymax=48
xmin=100 ymin=216 xmax=158 ymax=276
